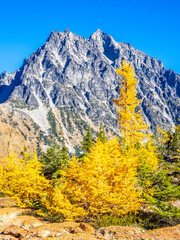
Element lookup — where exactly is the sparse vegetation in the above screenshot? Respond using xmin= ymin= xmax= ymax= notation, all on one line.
xmin=47 ymin=110 xmax=57 ymax=136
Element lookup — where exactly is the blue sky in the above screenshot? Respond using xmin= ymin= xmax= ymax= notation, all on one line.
xmin=0 ymin=0 xmax=180 ymax=74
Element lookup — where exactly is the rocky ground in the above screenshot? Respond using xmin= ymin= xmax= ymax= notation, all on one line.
xmin=0 ymin=197 xmax=179 ymax=240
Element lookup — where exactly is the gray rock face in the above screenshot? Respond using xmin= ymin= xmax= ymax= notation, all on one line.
xmin=0 ymin=29 xmax=180 ymax=151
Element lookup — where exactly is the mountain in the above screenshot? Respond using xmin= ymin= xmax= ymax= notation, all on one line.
xmin=0 ymin=29 xmax=180 ymax=155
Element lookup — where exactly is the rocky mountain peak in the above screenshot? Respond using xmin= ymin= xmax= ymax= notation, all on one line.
xmin=0 ymin=29 xmax=179 ymax=153
xmin=90 ymin=28 xmax=103 ymax=39
xmin=90 ymin=29 xmax=114 ymax=52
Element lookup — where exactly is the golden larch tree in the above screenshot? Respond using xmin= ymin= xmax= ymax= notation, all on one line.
xmin=112 ymin=60 xmax=150 ymax=146
xmin=59 ymin=138 xmax=143 ymax=219
xmin=0 ymin=152 xmax=52 ymax=207
xmin=0 ymin=152 xmax=77 ymax=220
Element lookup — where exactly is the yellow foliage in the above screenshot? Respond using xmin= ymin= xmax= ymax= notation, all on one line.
xmin=39 ymin=186 xmax=85 ymax=221
xmin=112 ymin=60 xmax=150 ymax=146
xmin=112 ymin=60 xmax=158 ymax=171
xmin=0 ymin=152 xmax=85 ymax=221
xmin=0 ymin=152 xmax=51 ymax=207
xmin=59 ymin=138 xmax=143 ymax=218
xmin=157 ymin=126 xmax=170 ymax=144
xmin=135 ymin=142 xmax=158 ymax=171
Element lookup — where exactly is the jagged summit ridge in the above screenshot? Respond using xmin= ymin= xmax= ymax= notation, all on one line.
xmin=0 ymin=29 xmax=179 ymax=153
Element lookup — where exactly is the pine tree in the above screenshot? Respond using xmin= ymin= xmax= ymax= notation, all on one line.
xmin=97 ymin=123 xmax=107 ymax=143
xmin=158 ymin=123 xmax=180 ymax=161
xmin=40 ymin=142 xmax=69 ymax=179
xmin=112 ymin=60 xmax=150 ymax=146
xmin=80 ymin=125 xmax=93 ymax=153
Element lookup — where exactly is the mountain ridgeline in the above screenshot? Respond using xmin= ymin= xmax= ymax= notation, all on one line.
xmin=0 ymin=29 xmax=180 ymax=154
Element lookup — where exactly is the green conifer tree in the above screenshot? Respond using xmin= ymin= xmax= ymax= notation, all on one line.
xmin=97 ymin=123 xmax=107 ymax=143
xmin=81 ymin=125 xmax=93 ymax=153
xmin=166 ymin=126 xmax=180 ymax=160
xmin=40 ymin=141 xmax=69 ymax=179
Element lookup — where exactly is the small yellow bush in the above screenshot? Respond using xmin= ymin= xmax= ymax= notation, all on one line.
xmin=0 ymin=152 xmax=52 ymax=207
xmin=0 ymin=152 xmax=84 ymax=220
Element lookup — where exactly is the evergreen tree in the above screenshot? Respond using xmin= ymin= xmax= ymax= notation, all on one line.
xmin=80 ymin=125 xmax=93 ymax=153
xmin=40 ymin=142 xmax=69 ymax=179
xmin=165 ymin=125 xmax=180 ymax=160
xmin=97 ymin=123 xmax=107 ymax=143
xmin=158 ymin=124 xmax=180 ymax=161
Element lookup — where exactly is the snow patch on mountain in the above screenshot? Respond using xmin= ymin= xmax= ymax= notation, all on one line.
xmin=22 ymin=96 xmax=50 ymax=134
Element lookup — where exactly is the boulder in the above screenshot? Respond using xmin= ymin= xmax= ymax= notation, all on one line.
xmin=0 ymin=208 xmax=27 ymax=224
xmin=0 ymin=197 xmax=16 ymax=208
xmin=26 ymin=222 xmax=95 ymax=238
xmin=0 ymin=234 xmax=18 ymax=240
xmin=3 ymin=225 xmax=26 ymax=239
xmin=9 ymin=215 xmax=45 ymax=230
